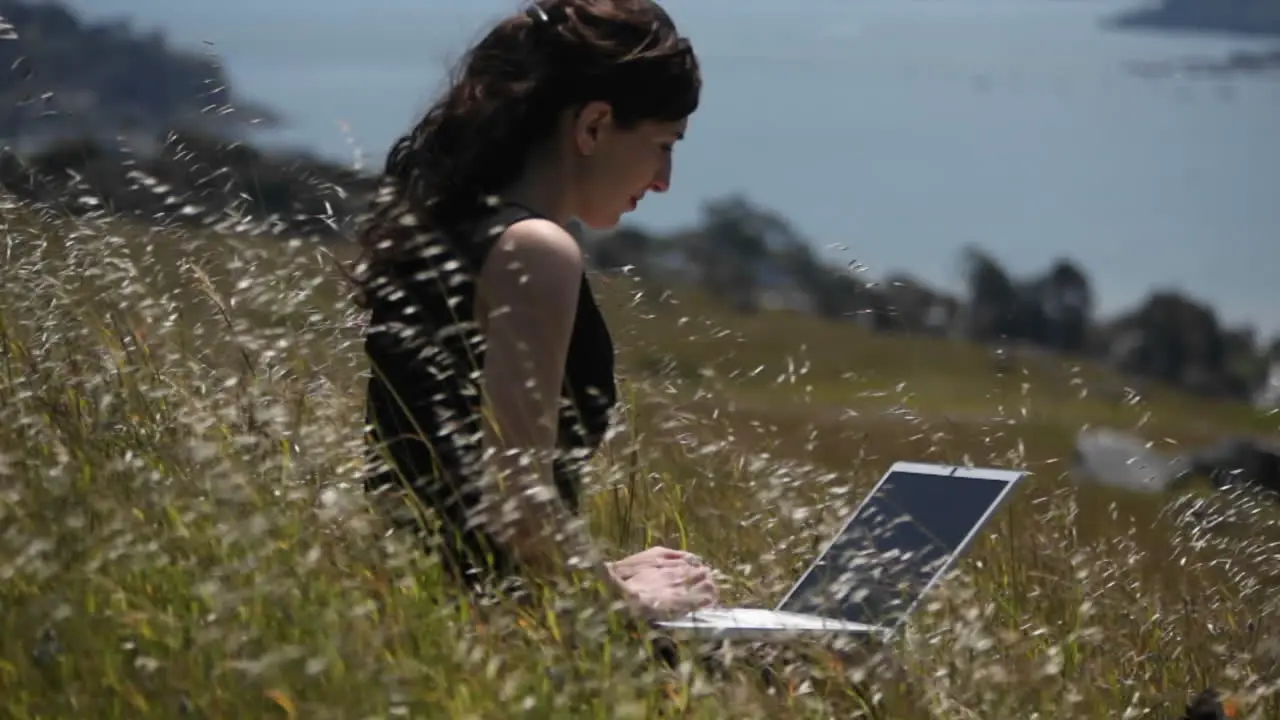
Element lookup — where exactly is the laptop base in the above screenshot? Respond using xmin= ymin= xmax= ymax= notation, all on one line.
xmin=656 ymin=608 xmax=894 ymax=642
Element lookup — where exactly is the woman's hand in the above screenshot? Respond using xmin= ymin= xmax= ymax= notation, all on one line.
xmin=608 ymin=548 xmax=720 ymax=620
xmin=608 ymin=546 xmax=705 ymax=582
xmin=619 ymin=564 xmax=718 ymax=620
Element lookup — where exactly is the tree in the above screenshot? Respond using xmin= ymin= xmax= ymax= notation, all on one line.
xmin=960 ymin=246 xmax=1018 ymax=341
xmin=697 ymin=195 xmax=802 ymax=313
xmin=588 ymin=225 xmax=653 ymax=274
xmin=1107 ymin=291 xmax=1239 ymax=397
xmin=1031 ymin=259 xmax=1093 ymax=352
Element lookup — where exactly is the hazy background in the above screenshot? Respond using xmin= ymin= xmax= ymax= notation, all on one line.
xmin=62 ymin=0 xmax=1280 ymax=332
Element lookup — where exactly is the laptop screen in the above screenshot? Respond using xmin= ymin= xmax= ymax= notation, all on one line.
xmin=778 ymin=469 xmax=1011 ymax=628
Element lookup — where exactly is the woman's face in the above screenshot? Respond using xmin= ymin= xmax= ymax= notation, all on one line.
xmin=570 ymin=102 xmax=687 ymax=229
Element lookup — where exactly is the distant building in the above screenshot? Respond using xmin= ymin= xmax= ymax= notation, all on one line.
xmin=755 ymin=265 xmax=815 ymax=314
xmin=1254 ymin=360 xmax=1280 ymax=411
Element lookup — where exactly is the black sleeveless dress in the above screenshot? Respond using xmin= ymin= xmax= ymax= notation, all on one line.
xmin=361 ymin=203 xmax=618 ymax=590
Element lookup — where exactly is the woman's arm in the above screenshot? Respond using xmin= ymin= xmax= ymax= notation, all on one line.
xmin=474 ymin=218 xmax=718 ymax=618
xmin=475 ymin=218 xmax=630 ymax=601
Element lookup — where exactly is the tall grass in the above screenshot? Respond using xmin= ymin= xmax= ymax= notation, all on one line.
xmin=1 ymin=204 xmax=1278 ymax=718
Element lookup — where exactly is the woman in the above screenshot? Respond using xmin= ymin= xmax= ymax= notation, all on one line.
xmin=352 ymin=0 xmax=719 ymax=623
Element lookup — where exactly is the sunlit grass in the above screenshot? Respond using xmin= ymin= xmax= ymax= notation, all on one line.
xmin=1 ymin=204 xmax=1278 ymax=718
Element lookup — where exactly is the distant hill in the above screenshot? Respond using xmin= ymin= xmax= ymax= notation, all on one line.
xmin=1110 ymin=0 xmax=1280 ymax=78
xmin=0 ymin=129 xmax=375 ymax=237
xmin=0 ymin=1 xmax=364 ymax=237
xmin=0 ymin=0 xmax=278 ymax=151
xmin=1110 ymin=0 xmax=1280 ymax=37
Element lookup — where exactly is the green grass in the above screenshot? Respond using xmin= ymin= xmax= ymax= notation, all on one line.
xmin=2 ymin=206 xmax=1279 ymax=718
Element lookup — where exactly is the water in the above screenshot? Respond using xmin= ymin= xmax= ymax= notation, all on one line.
xmin=64 ymin=0 xmax=1280 ymax=334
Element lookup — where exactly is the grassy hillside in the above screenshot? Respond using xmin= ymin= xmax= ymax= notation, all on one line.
xmin=1 ymin=207 xmax=1278 ymax=718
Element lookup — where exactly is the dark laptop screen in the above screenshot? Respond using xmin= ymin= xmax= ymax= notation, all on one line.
xmin=779 ymin=470 xmax=1010 ymax=627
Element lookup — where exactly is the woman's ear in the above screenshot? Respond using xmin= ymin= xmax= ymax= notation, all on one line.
xmin=573 ymin=101 xmax=613 ymax=156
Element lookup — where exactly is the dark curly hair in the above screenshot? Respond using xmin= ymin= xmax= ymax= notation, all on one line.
xmin=349 ymin=0 xmax=699 ymax=292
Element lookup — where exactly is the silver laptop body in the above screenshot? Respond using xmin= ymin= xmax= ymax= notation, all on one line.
xmin=656 ymin=461 xmax=1026 ymax=641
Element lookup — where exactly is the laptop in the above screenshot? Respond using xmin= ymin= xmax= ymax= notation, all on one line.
xmin=656 ymin=461 xmax=1026 ymax=642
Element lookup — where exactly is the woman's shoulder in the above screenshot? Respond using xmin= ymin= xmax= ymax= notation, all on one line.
xmin=360 ymin=202 xmax=586 ymax=319
xmin=487 ymin=217 xmax=583 ymax=273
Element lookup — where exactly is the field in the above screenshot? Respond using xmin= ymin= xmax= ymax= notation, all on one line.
xmin=2 ymin=204 xmax=1279 ymax=718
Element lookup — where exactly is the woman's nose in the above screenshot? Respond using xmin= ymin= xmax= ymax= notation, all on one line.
xmin=650 ymin=160 xmax=672 ymax=193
